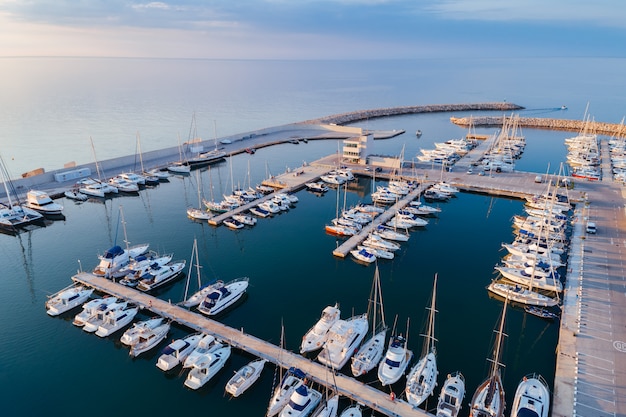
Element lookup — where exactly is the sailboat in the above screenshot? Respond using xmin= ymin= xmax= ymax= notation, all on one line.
xmin=405 ymin=273 xmax=439 ymax=407
xmin=135 ymin=132 xmax=161 ymax=185
xmin=350 ymin=264 xmax=387 ymax=377
xmin=180 ymin=238 xmax=223 ymax=308
xmin=167 ymin=133 xmax=191 ymax=174
xmin=187 ymin=170 xmax=213 ymax=220
xmin=0 ymin=154 xmax=44 ymax=233
xmin=185 ymin=118 xmax=226 ymax=167
xmin=469 ymin=297 xmax=508 ymax=417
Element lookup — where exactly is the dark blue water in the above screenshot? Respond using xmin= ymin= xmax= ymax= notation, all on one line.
xmin=1 ymin=57 xmax=623 ymax=415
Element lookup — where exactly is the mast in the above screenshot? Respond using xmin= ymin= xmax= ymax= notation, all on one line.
xmin=488 ymin=296 xmax=508 ymax=378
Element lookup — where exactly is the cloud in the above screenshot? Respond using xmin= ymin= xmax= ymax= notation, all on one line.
xmin=132 ymin=2 xmax=171 ymax=11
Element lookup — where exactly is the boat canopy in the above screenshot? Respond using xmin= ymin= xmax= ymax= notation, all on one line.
xmin=104 ymin=246 xmax=124 ymax=258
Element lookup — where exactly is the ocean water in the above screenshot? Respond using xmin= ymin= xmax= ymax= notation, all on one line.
xmin=0 ymin=57 xmax=624 ymax=416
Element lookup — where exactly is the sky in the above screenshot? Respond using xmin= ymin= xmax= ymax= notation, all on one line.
xmin=0 ymin=0 xmax=625 ymax=59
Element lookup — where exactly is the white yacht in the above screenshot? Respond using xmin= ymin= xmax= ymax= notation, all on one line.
xmin=356 ymin=245 xmax=394 ymax=260
xmin=183 ymin=334 xmax=222 ymax=368
xmin=196 ymin=277 xmax=249 ymax=316
xmin=225 ymin=358 xmax=267 ymax=397
xmin=184 ymin=344 xmax=231 ymax=390
xmin=494 ymin=266 xmax=562 ymax=292
xmin=108 ymin=176 xmax=139 ymax=193
xmin=118 ymin=253 xmax=174 ymax=287
xmin=232 ymin=213 xmax=257 ymax=226
xmin=317 ymin=313 xmax=368 ymax=370
xmin=93 ymin=243 xmax=150 ymax=278
xmin=510 ymin=374 xmax=550 ymax=417
xmin=95 ymin=305 xmax=139 ymax=337
xmin=83 ymin=301 xmax=128 ymax=333
xmin=350 ymin=247 xmax=376 ymax=264
xmin=267 ymin=367 xmax=307 ymax=417
xmin=487 ymin=281 xmax=558 ymax=307
xmin=436 ymin=372 xmax=465 ymax=417
xmin=372 ymin=225 xmax=409 ymax=242
xmin=300 ymin=303 xmax=341 ymax=354
xmin=120 ymin=317 xmax=165 ymax=346
xmin=156 ymin=332 xmax=204 ymax=371
xmin=181 ymin=280 xmax=224 ymax=308
xmin=45 ymin=285 xmax=94 ymax=316
xmin=77 ymin=178 xmax=117 ymax=198
xmin=72 ymin=296 xmax=118 ymax=326
xmin=128 ymin=321 xmax=171 ymax=356
xmin=378 ymin=333 xmax=413 ymax=386
xmin=279 ymin=384 xmax=323 ymax=417
xmin=305 ymin=182 xmax=329 ymax=193
xmin=362 ymin=234 xmax=400 ymax=252
xmin=24 ymin=190 xmax=63 ymax=215
xmin=118 ymin=172 xmax=146 ymax=185
xmin=136 ymin=261 xmax=186 ymax=292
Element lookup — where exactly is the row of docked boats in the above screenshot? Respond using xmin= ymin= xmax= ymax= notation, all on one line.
xmin=417 ymin=136 xmax=478 ymax=166
xmin=488 ymin=181 xmax=571 ymax=314
xmin=564 ymin=115 xmax=601 ymax=181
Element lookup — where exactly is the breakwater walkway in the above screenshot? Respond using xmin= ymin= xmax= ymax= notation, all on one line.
xmin=451 ymin=115 xmax=626 ymax=137
xmin=71 ymin=272 xmax=430 ymax=417
xmin=303 ymin=102 xmax=523 ymax=125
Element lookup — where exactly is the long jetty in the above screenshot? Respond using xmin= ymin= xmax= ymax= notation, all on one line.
xmin=71 ymin=272 xmax=430 ymax=417
xmin=451 ymin=115 xmax=626 ymax=137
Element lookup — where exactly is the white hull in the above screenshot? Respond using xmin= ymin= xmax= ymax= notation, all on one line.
xmin=46 ymin=286 xmax=94 ymax=316
xmin=300 ymin=304 xmax=341 ymax=354
xmin=510 ymin=374 xmax=550 ymax=417
xmin=95 ymin=306 xmax=139 ymax=337
xmin=436 ymin=372 xmax=465 ymax=417
xmin=406 ymin=351 xmax=438 ymax=407
xmin=225 ymin=358 xmax=267 ymax=397
xmin=351 ymin=329 xmax=387 ymax=377
xmin=184 ymin=345 xmax=231 ymax=389
xmin=156 ymin=333 xmax=203 ymax=371
xmin=129 ymin=322 xmax=171 ymax=356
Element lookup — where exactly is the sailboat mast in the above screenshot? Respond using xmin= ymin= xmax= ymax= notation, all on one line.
xmin=490 ymin=297 xmax=508 ymax=377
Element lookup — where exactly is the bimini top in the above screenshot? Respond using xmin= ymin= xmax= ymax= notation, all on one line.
xmin=104 ymin=246 xmax=124 ymax=259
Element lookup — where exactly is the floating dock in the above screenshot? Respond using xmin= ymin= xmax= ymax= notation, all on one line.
xmin=72 ymin=272 xmax=431 ymax=417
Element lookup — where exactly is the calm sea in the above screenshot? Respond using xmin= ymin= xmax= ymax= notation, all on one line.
xmin=1 ymin=57 xmax=624 ymax=416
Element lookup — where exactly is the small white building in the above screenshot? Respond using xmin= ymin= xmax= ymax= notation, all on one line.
xmin=342 ymin=133 xmax=370 ymax=164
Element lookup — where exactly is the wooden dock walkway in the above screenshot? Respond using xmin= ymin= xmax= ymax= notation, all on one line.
xmin=71 ymin=272 xmax=431 ymax=417
xmin=332 ymin=184 xmax=428 ymax=258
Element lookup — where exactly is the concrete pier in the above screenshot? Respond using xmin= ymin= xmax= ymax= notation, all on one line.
xmin=72 ymin=272 xmax=431 ymax=417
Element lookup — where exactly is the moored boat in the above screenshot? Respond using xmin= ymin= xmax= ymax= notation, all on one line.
xmin=225 ymin=358 xmax=268 ymax=397
xmin=46 ymin=285 xmax=94 ymax=316
xmin=300 ymin=303 xmax=341 ymax=354
xmin=156 ymin=332 xmax=204 ymax=371
xmin=129 ymin=321 xmax=171 ymax=356
xmin=184 ymin=344 xmax=232 ymax=390
xmin=196 ymin=277 xmax=249 ymax=316
xmin=510 ymin=373 xmax=550 ymax=417
xmin=95 ymin=305 xmax=139 ymax=337
xmin=436 ymin=372 xmax=465 ymax=417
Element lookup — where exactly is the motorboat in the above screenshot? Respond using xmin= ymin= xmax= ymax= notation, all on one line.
xmin=118 ymin=172 xmax=146 ymax=185
xmin=406 ymin=274 xmax=439 ymax=407
xmin=128 ymin=321 xmax=171 ymax=356
xmin=108 ymin=176 xmax=139 ymax=193
xmin=64 ymin=188 xmax=88 ymax=201
xmin=267 ymin=367 xmax=306 ymax=417
xmin=350 ymin=247 xmax=376 ymax=264
xmin=510 ymin=374 xmax=550 ymax=417
xmin=95 ymin=305 xmax=139 ymax=337
xmin=279 ymin=384 xmax=322 ymax=417
xmin=77 ymin=178 xmax=118 ymax=197
xmin=136 ymin=261 xmax=186 ymax=292
xmin=224 ymin=217 xmax=245 ymax=229
xmin=232 ymin=213 xmax=257 ymax=226
xmin=225 ymin=358 xmax=268 ymax=397
xmin=305 ymin=182 xmax=329 ymax=193
xmin=184 ymin=344 xmax=231 ymax=390
xmin=0 ymin=203 xmax=44 ymax=232
xmin=250 ymin=206 xmax=271 ymax=218
xmin=183 ymin=335 xmax=224 ymax=368
xmin=82 ymin=301 xmax=128 ymax=332
xmin=362 ymin=234 xmax=400 ymax=252
xmin=156 ymin=332 xmax=204 ymax=371
xmin=46 ymin=285 xmax=94 ymax=316
xmin=335 ymin=168 xmax=355 ymax=181
xmin=356 ymin=245 xmax=394 ymax=260
xmin=72 ymin=296 xmax=118 ymax=326
xmin=320 ymin=174 xmax=346 ymax=185
xmin=118 ymin=252 xmax=174 ymax=287
xmin=469 ymin=298 xmax=508 ymax=417
xmin=120 ymin=317 xmax=165 ymax=346
xmin=409 ymin=200 xmax=441 ymax=215
xmin=317 ymin=313 xmax=368 ymax=370
xmin=524 ymin=306 xmax=560 ymax=320
xmin=196 ymin=277 xmax=249 ymax=316
xmin=24 ymin=190 xmax=64 ymax=215
xmin=167 ymin=161 xmax=191 ymax=174
xmin=436 ymin=372 xmax=465 ymax=417
xmin=93 ymin=243 xmax=150 ymax=278
xmin=431 ymin=182 xmax=460 ymax=194
xmin=300 ymin=303 xmax=341 ymax=354
xmin=378 ymin=333 xmax=413 ymax=386
xmin=258 ymin=200 xmax=281 ymax=214
xmin=372 ymin=225 xmax=409 ymax=242
xmin=145 ymin=168 xmax=171 ymax=180
xmin=181 ymin=280 xmax=224 ymax=308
